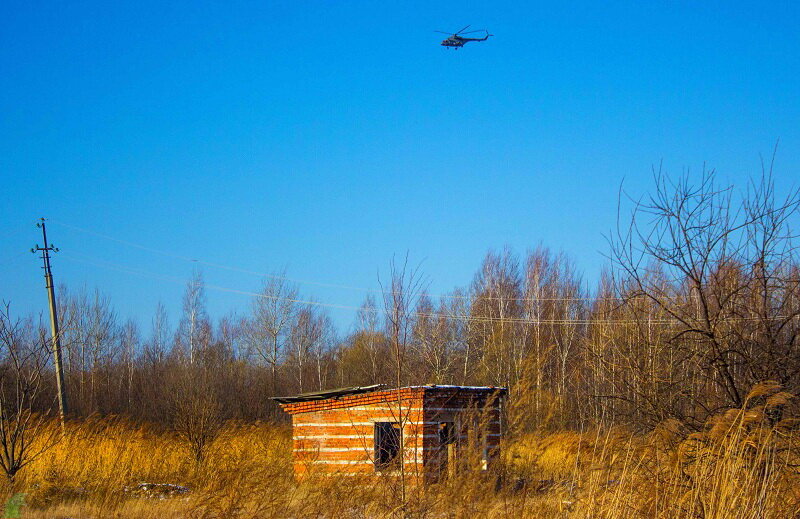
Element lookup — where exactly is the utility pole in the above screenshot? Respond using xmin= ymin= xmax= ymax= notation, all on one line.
xmin=32 ymin=217 xmax=69 ymax=424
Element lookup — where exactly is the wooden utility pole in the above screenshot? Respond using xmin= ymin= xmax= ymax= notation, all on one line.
xmin=32 ymin=217 xmax=69 ymax=424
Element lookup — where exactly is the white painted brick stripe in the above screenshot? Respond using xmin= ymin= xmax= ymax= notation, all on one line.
xmin=296 ymin=447 xmax=426 ymax=453
xmin=293 ymin=406 xmax=498 ymax=413
xmin=294 ymin=421 xmax=440 ymax=427
xmin=425 ymin=407 xmax=500 ymax=413
xmin=295 ymin=434 xmax=439 ymax=440
xmin=303 ymin=406 xmax=423 ymax=412
xmin=303 ymin=460 xmax=425 ymax=465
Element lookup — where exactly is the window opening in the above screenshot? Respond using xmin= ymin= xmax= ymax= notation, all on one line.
xmin=374 ymin=422 xmax=401 ymax=470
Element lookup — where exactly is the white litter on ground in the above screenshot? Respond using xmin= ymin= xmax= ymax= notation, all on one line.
xmin=124 ymin=483 xmax=190 ymax=500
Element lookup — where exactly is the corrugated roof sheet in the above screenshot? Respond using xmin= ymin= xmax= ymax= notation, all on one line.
xmin=271 ymin=384 xmax=507 ymax=404
xmin=408 ymin=385 xmax=507 ymax=391
xmin=270 ymin=384 xmax=388 ymax=404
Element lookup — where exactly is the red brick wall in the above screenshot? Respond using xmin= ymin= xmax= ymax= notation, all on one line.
xmin=280 ymin=387 xmax=506 ymax=480
xmin=288 ymin=394 xmax=426 ymax=477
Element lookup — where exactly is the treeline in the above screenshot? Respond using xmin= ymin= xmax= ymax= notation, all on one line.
xmin=3 ymin=170 xmax=799 ymax=432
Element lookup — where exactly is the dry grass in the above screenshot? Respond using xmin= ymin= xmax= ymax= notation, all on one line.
xmin=3 ymin=385 xmax=800 ymax=518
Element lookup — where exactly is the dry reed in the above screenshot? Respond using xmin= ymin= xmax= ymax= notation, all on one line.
xmin=2 ymin=386 xmax=799 ymax=518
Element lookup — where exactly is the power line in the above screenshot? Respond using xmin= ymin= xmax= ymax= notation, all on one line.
xmin=49 ymin=219 xmax=612 ymax=304
xmin=60 ymin=252 xmax=358 ymax=312
xmin=1 ymin=250 xmax=31 ymax=266
xmin=0 ymin=227 xmax=28 ymax=240
xmin=59 ymin=251 xmax=795 ymax=327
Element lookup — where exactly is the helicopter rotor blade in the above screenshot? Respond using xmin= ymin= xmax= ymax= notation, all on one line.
xmin=434 ymin=30 xmax=453 ymax=35
xmin=455 ymin=24 xmax=471 ymax=35
xmin=461 ymin=29 xmax=487 ymax=34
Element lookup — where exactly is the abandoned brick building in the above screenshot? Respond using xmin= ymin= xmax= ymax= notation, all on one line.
xmin=273 ymin=384 xmax=506 ymax=481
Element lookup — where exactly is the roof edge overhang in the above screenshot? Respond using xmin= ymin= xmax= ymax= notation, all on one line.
xmin=271 ymin=384 xmax=507 ymax=405
xmin=270 ymin=384 xmax=388 ymax=404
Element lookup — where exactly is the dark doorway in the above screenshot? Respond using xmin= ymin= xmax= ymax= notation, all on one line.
xmin=438 ymin=421 xmax=456 ymax=478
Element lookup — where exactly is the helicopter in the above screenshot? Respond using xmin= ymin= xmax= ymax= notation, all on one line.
xmin=435 ymin=25 xmax=492 ymax=49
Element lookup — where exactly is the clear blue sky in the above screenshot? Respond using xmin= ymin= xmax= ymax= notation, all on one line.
xmin=2 ymin=1 xmax=798 ymax=332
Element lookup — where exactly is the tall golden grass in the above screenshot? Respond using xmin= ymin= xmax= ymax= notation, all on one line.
xmin=3 ymin=382 xmax=799 ymax=518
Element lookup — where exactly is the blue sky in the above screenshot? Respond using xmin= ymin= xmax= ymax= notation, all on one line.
xmin=2 ymin=1 xmax=799 ymax=332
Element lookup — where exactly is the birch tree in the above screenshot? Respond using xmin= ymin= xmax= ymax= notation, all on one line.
xmin=246 ymin=274 xmax=297 ymax=394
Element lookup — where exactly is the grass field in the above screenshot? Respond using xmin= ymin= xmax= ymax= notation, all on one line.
xmin=4 ymin=385 xmax=800 ymax=518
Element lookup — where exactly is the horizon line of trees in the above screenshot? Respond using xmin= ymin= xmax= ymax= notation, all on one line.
xmin=2 ymin=170 xmax=799 ymax=436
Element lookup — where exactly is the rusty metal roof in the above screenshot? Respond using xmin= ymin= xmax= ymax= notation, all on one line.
xmin=271 ymin=384 xmax=507 ymax=405
xmin=270 ymin=384 xmax=388 ymax=404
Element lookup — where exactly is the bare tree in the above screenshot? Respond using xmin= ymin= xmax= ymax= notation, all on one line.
xmin=217 ymin=313 xmax=244 ymax=361
xmin=412 ymin=296 xmax=456 ymax=384
xmin=356 ymin=295 xmax=386 ymax=384
xmin=313 ymin=313 xmax=336 ymax=391
xmin=0 ymin=303 xmax=60 ymax=482
xmin=176 ymin=270 xmax=209 ymax=365
xmin=119 ymin=319 xmax=139 ymax=409
xmin=137 ymin=302 xmax=171 ymax=422
xmin=380 ymin=254 xmax=426 ymax=510
xmin=85 ymin=289 xmax=119 ymax=413
xmin=470 ymin=248 xmax=523 ymax=387
xmin=171 ymin=363 xmax=223 ymax=464
xmin=245 ymin=274 xmax=298 ymax=394
xmin=610 ymin=166 xmax=800 ymax=424
xmin=287 ymin=305 xmax=326 ymax=393
xmin=144 ymin=302 xmax=169 ymax=368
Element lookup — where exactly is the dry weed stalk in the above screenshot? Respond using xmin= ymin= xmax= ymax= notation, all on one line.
xmin=2 ymin=383 xmax=799 ymax=518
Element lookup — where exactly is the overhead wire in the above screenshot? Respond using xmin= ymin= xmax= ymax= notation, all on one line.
xmin=0 ymin=226 xmax=37 ymax=265
xmin=58 ymin=251 xmax=794 ymax=326
xmin=49 ymin=219 xmax=615 ymax=304
xmin=59 ymin=251 xmax=569 ymax=321
xmin=1 ymin=250 xmax=32 ymax=267
xmin=60 ymin=251 xmax=359 ymax=312
xmin=0 ymin=227 xmax=29 ymax=240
